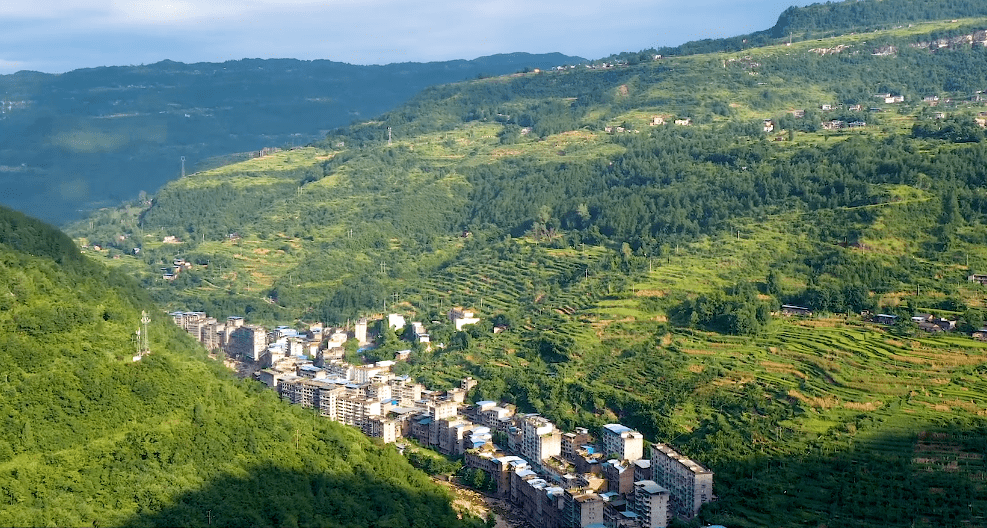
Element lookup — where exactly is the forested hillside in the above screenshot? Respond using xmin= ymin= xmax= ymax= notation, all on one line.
xmin=640 ymin=0 xmax=987 ymax=57
xmin=0 ymin=204 xmax=479 ymax=527
xmin=68 ymin=6 xmax=987 ymax=527
xmin=0 ymin=53 xmax=581 ymax=224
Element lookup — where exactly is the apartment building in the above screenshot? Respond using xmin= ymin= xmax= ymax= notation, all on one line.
xmin=632 ymin=480 xmax=670 ymax=528
xmin=519 ymin=414 xmax=562 ymax=462
xmin=561 ymin=489 xmax=605 ymax=528
xmin=561 ymin=427 xmax=591 ymax=462
xmin=601 ymin=423 xmax=644 ymax=462
xmin=650 ymin=443 xmax=713 ymax=520
xmin=227 ymin=325 xmax=268 ymax=362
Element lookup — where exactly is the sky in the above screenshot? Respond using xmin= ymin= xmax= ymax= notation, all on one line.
xmin=0 ymin=0 xmax=812 ymax=74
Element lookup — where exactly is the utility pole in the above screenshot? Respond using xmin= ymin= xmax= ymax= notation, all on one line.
xmin=140 ymin=311 xmax=150 ymax=355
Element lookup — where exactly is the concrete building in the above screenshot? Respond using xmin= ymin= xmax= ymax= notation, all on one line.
xmin=449 ymin=307 xmax=481 ymax=331
xmin=363 ymin=417 xmax=400 ymax=443
xmin=228 ymin=325 xmax=268 ymax=362
xmin=519 ymin=415 xmax=562 ymax=463
xmin=561 ymin=489 xmax=605 ymax=528
xmin=387 ymin=313 xmax=406 ymax=331
xmin=388 ymin=376 xmax=423 ymax=406
xmin=602 ymin=459 xmax=634 ymax=495
xmin=601 ymin=424 xmax=644 ymax=462
xmin=633 ymin=459 xmax=652 ymax=483
xmin=561 ymin=428 xmax=591 ymax=462
xmin=336 ymin=393 xmax=382 ymax=428
xmin=632 ymin=480 xmax=670 ymax=528
xmin=650 ymin=443 xmax=713 ymax=520
xmin=354 ymin=318 xmax=368 ymax=345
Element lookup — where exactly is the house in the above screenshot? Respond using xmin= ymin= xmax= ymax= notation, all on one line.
xmin=820 ymin=104 xmax=833 ymax=111
xmin=968 ymin=274 xmax=987 ymax=286
xmin=791 ymin=109 xmax=806 ymax=118
xmin=762 ymin=120 xmax=774 ymax=132
xmin=651 ymin=116 xmax=665 ymax=126
xmin=875 ymin=314 xmax=898 ymax=325
xmin=934 ymin=112 xmax=947 ymax=120
xmin=673 ymin=118 xmax=691 ymax=126
xmin=923 ymin=95 xmax=940 ymax=103
xmin=848 ymin=121 xmax=867 ymax=128
xmin=449 ymin=308 xmax=480 ymax=331
xmin=387 ymin=313 xmax=406 ymax=330
xmin=848 ymin=104 xmax=862 ymax=111
xmin=781 ymin=305 xmax=813 ymax=317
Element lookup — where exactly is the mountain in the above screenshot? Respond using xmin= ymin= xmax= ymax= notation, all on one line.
xmin=0 ymin=53 xmax=583 ymax=224
xmin=66 ymin=11 xmax=987 ymax=526
xmin=0 ymin=204 xmax=480 ymax=527
xmin=642 ymin=0 xmax=987 ymax=57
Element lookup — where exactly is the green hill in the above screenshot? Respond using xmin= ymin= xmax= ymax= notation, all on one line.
xmin=66 ymin=6 xmax=987 ymax=527
xmin=0 ymin=204 xmax=479 ymax=527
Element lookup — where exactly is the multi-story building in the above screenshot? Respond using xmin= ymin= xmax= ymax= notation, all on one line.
xmin=561 ymin=489 xmax=604 ymax=528
xmin=633 ymin=459 xmax=652 ymax=483
xmin=336 ymin=392 xmax=382 ymax=428
xmin=632 ymin=480 xmax=670 ymax=528
xmin=519 ymin=415 xmax=562 ymax=463
xmin=354 ymin=318 xmax=368 ymax=345
xmin=365 ymin=381 xmax=392 ymax=402
xmin=388 ymin=376 xmax=423 ymax=406
xmin=475 ymin=401 xmax=515 ymax=432
xmin=277 ymin=376 xmax=338 ymax=410
xmin=650 ymin=443 xmax=713 ymax=520
xmin=601 ymin=424 xmax=644 ymax=462
xmin=227 ymin=325 xmax=267 ymax=362
xmin=602 ymin=459 xmax=634 ymax=495
xmin=363 ymin=417 xmax=400 ymax=443
xmin=199 ymin=319 xmax=223 ymax=350
xmin=561 ymin=427 xmax=591 ymax=462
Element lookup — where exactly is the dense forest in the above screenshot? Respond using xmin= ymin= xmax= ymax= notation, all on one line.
xmin=0 ymin=204 xmax=481 ymax=527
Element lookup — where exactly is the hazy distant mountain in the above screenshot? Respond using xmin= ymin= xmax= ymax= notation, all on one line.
xmin=0 ymin=53 xmax=583 ymax=224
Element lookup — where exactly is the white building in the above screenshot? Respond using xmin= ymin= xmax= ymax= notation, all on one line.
xmin=601 ymin=423 xmax=644 ymax=462
xmin=449 ymin=308 xmax=481 ymax=331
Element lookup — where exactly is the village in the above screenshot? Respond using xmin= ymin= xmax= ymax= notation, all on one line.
xmin=169 ymin=308 xmax=713 ymax=528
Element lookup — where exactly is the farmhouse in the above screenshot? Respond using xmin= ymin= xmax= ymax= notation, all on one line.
xmin=781 ymin=305 xmax=813 ymax=317
xmin=968 ymin=274 xmax=987 ymax=285
xmin=875 ymin=314 xmax=898 ymax=325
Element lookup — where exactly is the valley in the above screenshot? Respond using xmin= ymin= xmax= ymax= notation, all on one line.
xmin=4 ymin=0 xmax=987 ymax=526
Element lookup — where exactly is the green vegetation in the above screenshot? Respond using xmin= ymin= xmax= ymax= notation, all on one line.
xmin=61 ymin=5 xmax=987 ymax=527
xmin=0 ymin=204 xmax=482 ymax=527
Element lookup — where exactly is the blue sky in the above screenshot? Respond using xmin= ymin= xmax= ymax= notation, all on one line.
xmin=0 ymin=0 xmax=811 ymax=74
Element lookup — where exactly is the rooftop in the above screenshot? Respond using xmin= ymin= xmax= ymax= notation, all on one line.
xmin=603 ymin=423 xmax=632 ymax=435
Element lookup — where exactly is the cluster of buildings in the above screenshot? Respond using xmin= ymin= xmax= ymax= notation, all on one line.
xmin=170 ymin=308 xmax=713 ymax=527
xmin=461 ymin=414 xmax=712 ymax=528
xmin=170 ymin=308 xmax=444 ymax=365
